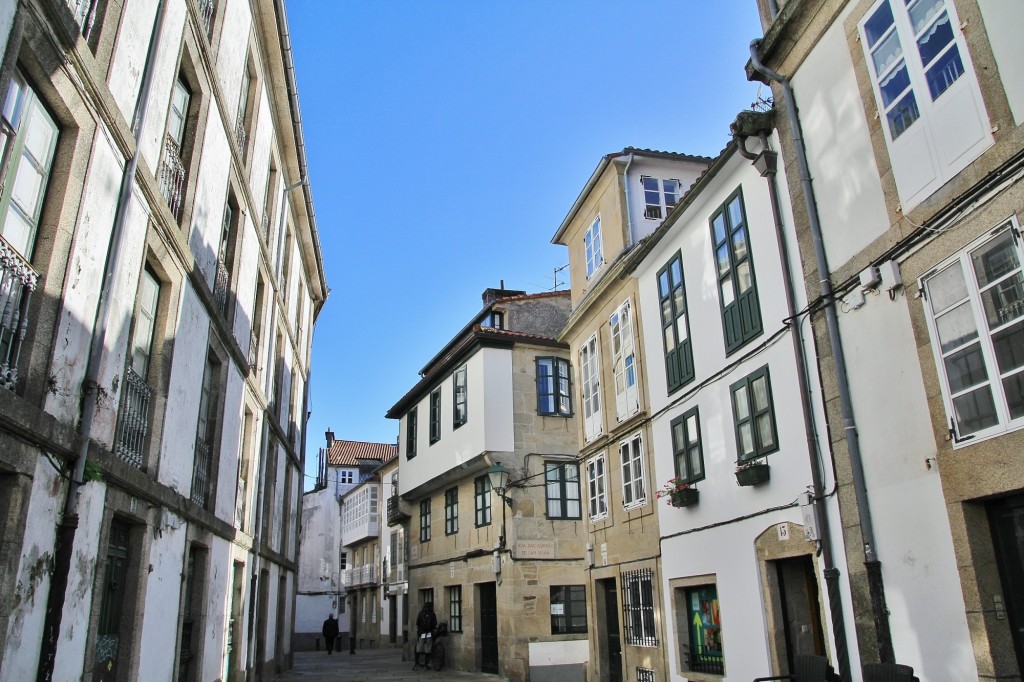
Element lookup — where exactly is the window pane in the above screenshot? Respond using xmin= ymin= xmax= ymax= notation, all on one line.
xmin=907 ymin=0 xmax=943 ymax=35
xmin=926 ymin=45 xmax=963 ymax=100
xmin=916 ymin=11 xmax=954 ymax=67
xmin=928 ymin=262 xmax=969 ymax=314
xmin=658 ymin=271 xmax=670 ymax=298
xmin=738 ymin=423 xmax=754 ymax=457
xmin=716 ymin=245 xmax=730 ymax=276
xmin=10 ymin=154 xmax=45 ymax=215
xmin=952 ymin=386 xmax=998 ymax=435
xmin=864 ymin=0 xmax=895 ymax=47
xmin=944 ymin=343 xmax=989 ymax=393
xmin=994 ymin=322 xmax=1024 ymax=375
xmin=732 ymin=226 xmax=748 ymax=262
xmin=1003 ymin=372 xmax=1024 ymax=420
xmin=721 ymin=278 xmax=735 ymax=306
xmin=756 ymin=413 xmax=775 ymax=450
xmin=871 ymin=27 xmax=904 ymax=76
xmin=935 ymin=302 xmax=978 ymax=352
xmin=751 ymin=376 xmax=769 ymax=411
xmin=3 ymin=204 xmax=34 ymax=255
xmin=676 ymin=313 xmax=688 ymax=343
xmin=712 ymin=215 xmax=727 ymax=245
xmin=981 ymin=273 xmax=1024 ymax=328
xmin=727 ymin=197 xmax=744 ymax=228
xmin=887 ymin=91 xmax=920 ymax=139
xmin=690 ymin=444 xmax=703 ymax=478
xmin=972 ymin=231 xmax=1018 ymax=288
xmin=733 ymin=385 xmax=749 ymax=420
xmin=736 ymin=261 xmax=753 ymax=294
xmin=878 ymin=64 xmax=912 ymax=108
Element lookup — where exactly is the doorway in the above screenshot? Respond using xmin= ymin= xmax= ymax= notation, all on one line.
xmin=478 ymin=582 xmax=499 ymax=673
xmin=989 ymin=495 xmax=1024 ymax=673
xmin=770 ymin=555 xmax=825 ymax=672
xmin=597 ymin=578 xmax=623 ymax=682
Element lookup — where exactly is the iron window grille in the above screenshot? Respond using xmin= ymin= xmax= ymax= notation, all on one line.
xmin=636 ymin=668 xmax=656 ymax=682
xmin=622 ymin=569 xmax=657 ymax=647
xmin=448 ymin=586 xmax=463 ymax=632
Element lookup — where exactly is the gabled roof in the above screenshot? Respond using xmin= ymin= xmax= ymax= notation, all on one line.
xmin=327 ymin=439 xmax=397 ymax=467
xmin=551 ymin=147 xmax=715 ymax=244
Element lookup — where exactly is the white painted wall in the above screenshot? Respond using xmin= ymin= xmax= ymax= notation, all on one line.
xmin=790 ymin=18 xmax=891 ymax=273
xmin=978 ymin=0 xmax=1024 ymax=126
xmin=215 ymin=365 xmax=245 ymax=521
xmin=137 ymin=511 xmax=187 ymax=677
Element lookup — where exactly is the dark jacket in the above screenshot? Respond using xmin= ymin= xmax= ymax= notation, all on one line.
xmin=322 ymin=616 xmax=339 ymax=638
xmin=415 ymin=607 xmax=437 ymax=635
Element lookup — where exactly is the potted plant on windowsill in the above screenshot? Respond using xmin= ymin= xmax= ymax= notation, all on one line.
xmin=735 ymin=459 xmax=770 ymax=486
xmin=656 ymin=477 xmax=699 ymax=508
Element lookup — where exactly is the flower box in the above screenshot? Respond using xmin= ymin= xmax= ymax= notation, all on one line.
xmin=735 ymin=462 xmax=770 ymax=487
xmin=670 ymin=488 xmax=699 ymax=507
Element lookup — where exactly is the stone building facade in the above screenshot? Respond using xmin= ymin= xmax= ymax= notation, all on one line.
xmin=0 ymin=0 xmax=325 ymax=679
xmin=386 ymin=289 xmax=590 ymax=682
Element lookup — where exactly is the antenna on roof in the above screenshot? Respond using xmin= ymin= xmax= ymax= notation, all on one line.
xmin=553 ymin=264 xmax=568 ymax=291
xmin=500 ymin=279 xmax=505 ymax=289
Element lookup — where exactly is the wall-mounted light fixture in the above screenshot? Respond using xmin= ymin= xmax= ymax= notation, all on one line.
xmin=586 ymin=542 xmax=595 ymax=568
xmin=488 ymin=463 xmax=513 ymax=508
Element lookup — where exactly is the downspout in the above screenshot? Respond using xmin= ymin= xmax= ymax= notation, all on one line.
xmin=734 ymin=128 xmax=851 ymax=681
xmin=621 ymin=152 xmax=635 ymax=246
xmin=749 ymin=41 xmax=895 ymax=665
xmin=36 ymin=2 xmax=168 ymax=679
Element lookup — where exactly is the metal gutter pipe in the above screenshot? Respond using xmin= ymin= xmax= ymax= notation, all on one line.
xmin=735 ymin=129 xmax=851 ymax=681
xmin=749 ymin=39 xmax=895 ymax=665
xmin=621 ymin=152 xmax=635 ymax=246
xmin=36 ymin=2 xmax=168 ymax=679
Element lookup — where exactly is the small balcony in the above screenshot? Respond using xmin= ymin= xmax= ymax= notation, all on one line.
xmin=0 ymin=236 xmax=39 ymax=392
xmin=234 ymin=115 xmax=248 ymax=161
xmin=113 ymin=366 xmax=151 ymax=468
xmin=65 ymin=0 xmax=96 ymax=36
xmin=234 ymin=477 xmax=246 ymax=529
xmin=344 ymin=564 xmax=377 ymax=588
xmin=387 ymin=496 xmax=410 ymax=526
xmin=158 ymin=134 xmax=186 ymax=222
xmin=191 ymin=435 xmax=211 ymax=507
xmin=212 ymin=257 xmax=229 ymax=315
xmin=248 ymin=331 xmax=259 ymax=375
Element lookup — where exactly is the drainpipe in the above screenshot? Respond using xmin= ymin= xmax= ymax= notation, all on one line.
xmin=749 ymin=41 xmax=895 ymax=665
xmin=621 ymin=152 xmax=635 ymax=246
xmin=35 ymin=2 xmax=168 ymax=679
xmin=734 ymin=129 xmax=851 ymax=681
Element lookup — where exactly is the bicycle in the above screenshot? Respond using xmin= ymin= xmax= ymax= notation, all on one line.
xmin=429 ymin=621 xmax=448 ymax=671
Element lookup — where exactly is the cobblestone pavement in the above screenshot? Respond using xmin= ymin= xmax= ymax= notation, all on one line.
xmin=275 ymin=647 xmax=503 ymax=682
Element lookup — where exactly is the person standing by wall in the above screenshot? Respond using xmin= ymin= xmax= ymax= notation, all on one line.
xmin=322 ymin=614 xmax=339 ymax=654
xmin=412 ymin=602 xmax=436 ymax=670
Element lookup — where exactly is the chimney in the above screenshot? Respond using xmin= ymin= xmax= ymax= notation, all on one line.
xmin=325 ymin=429 xmax=335 ymax=448
xmin=482 ymin=285 xmax=526 ymax=308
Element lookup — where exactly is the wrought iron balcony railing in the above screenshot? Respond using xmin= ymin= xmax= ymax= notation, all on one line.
xmin=158 ymin=134 xmax=186 ymax=222
xmin=114 ymin=366 xmax=152 ymax=468
xmin=213 ymin=258 xmax=230 ymax=314
xmin=261 ymin=212 xmax=270 ymax=243
xmin=0 ymin=236 xmax=39 ymax=392
xmin=66 ymin=0 xmax=97 ymax=37
xmin=234 ymin=115 xmax=247 ymax=160
xmin=191 ymin=436 xmax=211 ymax=507
xmin=248 ymin=331 xmax=259 ymax=374
xmin=387 ymin=496 xmax=410 ymax=525
xmin=234 ymin=478 xmax=246 ymax=529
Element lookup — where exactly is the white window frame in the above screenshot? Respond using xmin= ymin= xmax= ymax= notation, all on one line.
xmin=586 ymin=453 xmax=608 ymax=521
xmin=611 ymin=299 xmax=639 ymax=420
xmin=641 ymin=176 xmax=680 ymax=221
xmin=580 ymin=333 xmax=603 ymax=442
xmin=619 ymin=432 xmax=646 ymax=509
xmin=858 ymin=0 xmax=990 ymax=209
xmin=585 ymin=215 xmax=604 ymax=279
xmin=922 ymin=220 xmax=1024 ymax=445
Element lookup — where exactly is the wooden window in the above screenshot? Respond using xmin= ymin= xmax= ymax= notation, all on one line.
xmin=711 ymin=189 xmax=762 ymax=354
xmin=658 ymin=251 xmax=694 ymax=393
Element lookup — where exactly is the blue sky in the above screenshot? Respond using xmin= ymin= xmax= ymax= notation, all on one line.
xmin=288 ymin=1 xmax=767 ymax=488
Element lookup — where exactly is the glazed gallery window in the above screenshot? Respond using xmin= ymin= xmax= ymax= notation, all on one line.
xmin=419 ymin=498 xmax=431 ymax=542
xmin=452 ymin=365 xmax=468 ymax=428
xmin=586 ymin=453 xmax=608 ymax=521
xmin=858 ymin=0 xmax=989 ymax=208
xmin=406 ymin=407 xmax=417 ymax=459
xmin=474 ymin=475 xmax=492 ymax=527
xmin=585 ymin=215 xmax=604 ymax=279
xmin=642 ymin=176 xmax=680 ymax=220
xmin=0 ymin=68 xmax=59 ymax=259
xmin=671 ymin=407 xmax=704 ymax=484
xmin=545 ymin=462 xmax=581 ymax=520
xmin=429 ymin=388 xmax=441 ymax=444
xmin=610 ymin=300 xmax=639 ymax=420
xmin=537 ymin=357 xmax=572 ymax=416
xmin=622 ymin=569 xmax=657 ymax=647
xmin=731 ymin=366 xmax=779 ymax=462
xmin=580 ymin=334 xmax=603 ymax=442
xmin=550 ymin=585 xmax=587 ymax=634
xmin=658 ymin=251 xmax=695 ymax=393
xmin=711 ymin=189 xmax=762 ymax=354
xmin=922 ymin=224 xmax=1024 ymax=442
xmin=444 ymin=487 xmax=458 ymax=535
xmin=620 ymin=433 xmax=647 ymax=509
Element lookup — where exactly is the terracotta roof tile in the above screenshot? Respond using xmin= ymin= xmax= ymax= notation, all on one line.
xmin=327 ymin=439 xmax=397 ymax=467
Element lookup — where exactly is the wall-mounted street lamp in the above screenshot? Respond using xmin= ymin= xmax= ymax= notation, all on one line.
xmin=487 ymin=463 xmax=513 ymax=508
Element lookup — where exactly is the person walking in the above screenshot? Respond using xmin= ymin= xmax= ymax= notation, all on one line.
xmin=322 ymin=613 xmax=339 ymax=655
xmin=412 ymin=602 xmax=436 ymax=670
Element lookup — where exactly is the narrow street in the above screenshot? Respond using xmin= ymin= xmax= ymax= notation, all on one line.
xmin=275 ymin=648 xmax=503 ymax=682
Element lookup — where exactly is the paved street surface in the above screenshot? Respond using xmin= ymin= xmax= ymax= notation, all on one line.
xmin=275 ymin=648 xmax=503 ymax=682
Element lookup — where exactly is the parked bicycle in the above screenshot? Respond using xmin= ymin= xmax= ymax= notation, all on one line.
xmin=428 ymin=621 xmax=448 ymax=670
